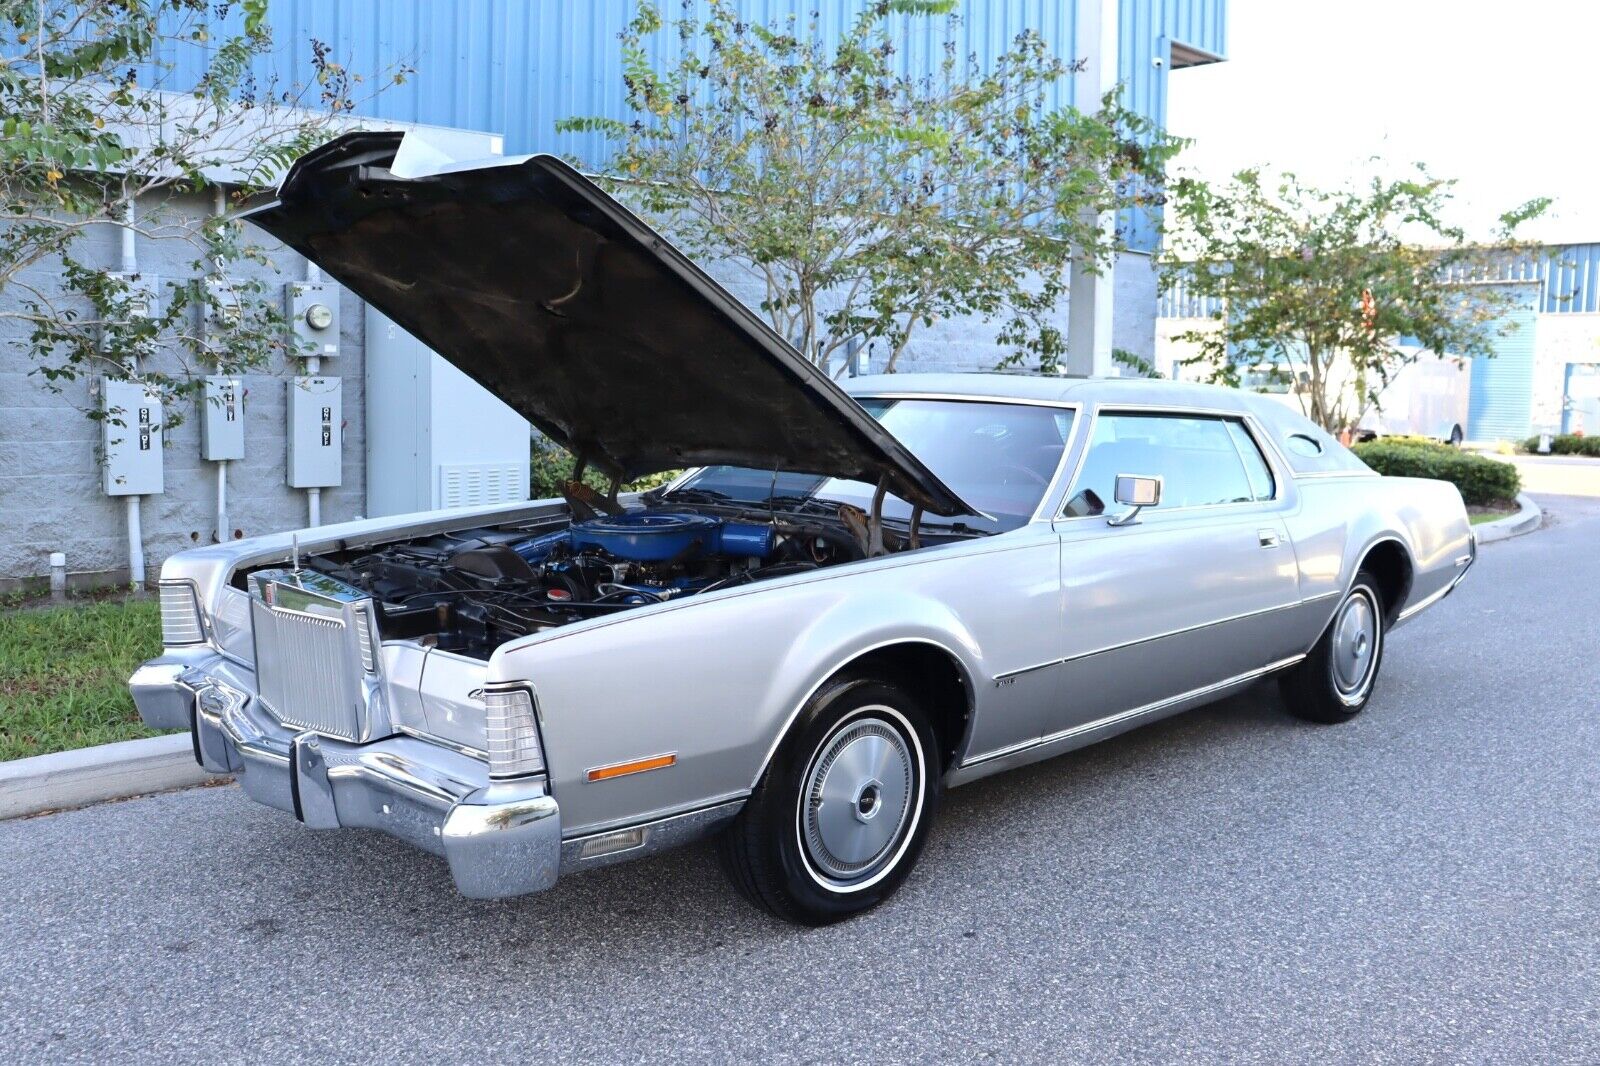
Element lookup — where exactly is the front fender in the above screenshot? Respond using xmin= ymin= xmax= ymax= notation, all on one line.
xmin=747 ymin=593 xmax=984 ymax=785
xmin=496 ymin=531 xmax=1060 ymax=837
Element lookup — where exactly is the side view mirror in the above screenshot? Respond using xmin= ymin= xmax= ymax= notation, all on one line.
xmin=1107 ymin=473 xmax=1162 ymax=527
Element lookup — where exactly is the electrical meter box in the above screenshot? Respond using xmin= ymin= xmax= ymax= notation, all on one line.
xmin=202 ymin=277 xmax=243 ymax=341
xmin=98 ymin=272 xmax=162 ymax=357
xmin=287 ymin=376 xmax=342 ymax=488
xmin=286 ymin=280 xmax=340 ymax=359
xmin=199 ymin=375 xmax=245 ymax=461
xmin=107 ymin=272 xmax=162 ymax=320
xmin=101 ymin=378 xmax=164 ymax=496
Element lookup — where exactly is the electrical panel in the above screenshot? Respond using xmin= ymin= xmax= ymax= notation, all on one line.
xmin=202 ymin=277 xmax=243 ymax=341
xmin=199 ymin=375 xmax=245 ymax=461
xmin=287 ymin=376 xmax=342 ymax=488
xmin=101 ymin=378 xmax=164 ymax=496
xmin=286 ymin=280 xmax=340 ymax=359
xmin=365 ymin=308 xmax=531 ymax=517
xmin=107 ymin=272 xmax=163 ymax=319
xmin=98 ymin=272 xmax=161 ymax=357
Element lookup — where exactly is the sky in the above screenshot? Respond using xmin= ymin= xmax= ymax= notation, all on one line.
xmin=1164 ymin=0 xmax=1600 ymax=244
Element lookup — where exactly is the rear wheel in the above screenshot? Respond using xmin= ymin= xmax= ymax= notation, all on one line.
xmin=1280 ymin=572 xmax=1385 ymax=723
xmin=719 ymin=676 xmax=940 ymax=925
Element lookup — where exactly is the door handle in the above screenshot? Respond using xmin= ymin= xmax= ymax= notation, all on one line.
xmin=1257 ymin=528 xmax=1280 ymax=548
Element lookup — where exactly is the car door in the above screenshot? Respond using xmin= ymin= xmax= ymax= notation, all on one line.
xmin=1045 ymin=409 xmax=1303 ymax=736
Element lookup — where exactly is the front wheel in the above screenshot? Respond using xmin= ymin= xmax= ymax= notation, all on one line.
xmin=719 ymin=677 xmax=940 ymax=925
xmin=1280 ymin=573 xmax=1386 ymax=723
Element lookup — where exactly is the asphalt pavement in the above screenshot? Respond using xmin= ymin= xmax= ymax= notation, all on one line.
xmin=2 ymin=492 xmax=1597 ymax=1064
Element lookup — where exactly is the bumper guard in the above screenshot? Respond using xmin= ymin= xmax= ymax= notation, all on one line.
xmin=128 ymin=652 xmax=560 ymax=899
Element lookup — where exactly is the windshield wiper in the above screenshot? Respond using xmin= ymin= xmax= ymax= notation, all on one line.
xmin=652 ymin=486 xmax=733 ymax=505
xmin=762 ymin=494 xmax=841 ymax=517
xmin=906 ymin=518 xmax=985 ymax=536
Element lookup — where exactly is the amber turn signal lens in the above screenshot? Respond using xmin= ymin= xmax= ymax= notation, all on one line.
xmin=586 ymin=753 xmax=677 ymax=782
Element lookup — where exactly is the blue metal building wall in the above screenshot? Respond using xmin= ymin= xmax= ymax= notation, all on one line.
xmin=144 ymin=0 xmax=1226 ymax=255
xmin=1467 ymin=284 xmax=1539 ymax=441
xmin=1118 ymin=0 xmax=1227 ymax=249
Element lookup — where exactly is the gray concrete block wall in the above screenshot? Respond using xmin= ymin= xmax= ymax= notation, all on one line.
xmin=0 ymin=190 xmax=366 ymax=590
xmin=2 ymin=189 xmax=1161 ymax=590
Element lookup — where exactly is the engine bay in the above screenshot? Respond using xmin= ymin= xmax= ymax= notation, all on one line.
xmin=279 ymin=508 xmax=877 ymax=659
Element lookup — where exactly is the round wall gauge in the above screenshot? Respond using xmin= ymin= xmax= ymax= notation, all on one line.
xmin=305 ymin=303 xmax=334 ymax=330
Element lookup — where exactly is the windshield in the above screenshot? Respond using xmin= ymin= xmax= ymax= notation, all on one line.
xmin=672 ymin=398 xmax=1073 ymax=532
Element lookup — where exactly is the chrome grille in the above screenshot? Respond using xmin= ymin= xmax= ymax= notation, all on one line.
xmin=250 ymin=597 xmax=363 ymax=741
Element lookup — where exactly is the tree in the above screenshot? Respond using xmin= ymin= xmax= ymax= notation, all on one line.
xmin=1160 ymin=167 xmax=1549 ymax=432
xmin=0 ymin=0 xmax=403 ymax=426
xmin=558 ymin=0 xmax=1180 ymax=374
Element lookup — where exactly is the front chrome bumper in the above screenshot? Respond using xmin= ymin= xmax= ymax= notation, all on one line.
xmin=128 ymin=651 xmax=560 ymax=900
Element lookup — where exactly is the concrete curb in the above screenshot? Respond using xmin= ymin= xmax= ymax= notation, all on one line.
xmin=1474 ymin=492 xmax=1543 ymax=544
xmin=0 ymin=734 xmax=229 ymax=820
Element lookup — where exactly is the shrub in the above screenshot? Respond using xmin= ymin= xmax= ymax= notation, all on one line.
xmin=1352 ymin=440 xmax=1521 ymax=505
xmin=1380 ymin=433 xmax=1453 ymax=450
xmin=531 ymin=436 xmax=678 ymax=500
xmin=1518 ymin=433 xmax=1600 ymax=457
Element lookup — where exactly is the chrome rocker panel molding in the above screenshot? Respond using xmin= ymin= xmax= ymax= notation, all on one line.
xmin=949 ymin=654 xmax=1307 ymax=787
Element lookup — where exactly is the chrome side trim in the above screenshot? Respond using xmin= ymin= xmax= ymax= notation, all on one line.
xmin=963 ymin=653 xmax=1307 ymax=770
xmin=851 ymin=393 xmax=1081 ymax=410
xmin=1397 ymin=553 xmax=1474 ymax=624
xmin=992 ymin=596 xmax=1322 ymax=682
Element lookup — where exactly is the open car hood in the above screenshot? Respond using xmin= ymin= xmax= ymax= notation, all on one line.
xmin=243 ymin=131 xmax=976 ymax=517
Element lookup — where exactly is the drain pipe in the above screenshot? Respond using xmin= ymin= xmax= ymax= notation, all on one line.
xmin=303 ymin=255 xmax=323 ymax=527
xmin=120 ymin=195 xmax=146 ymax=588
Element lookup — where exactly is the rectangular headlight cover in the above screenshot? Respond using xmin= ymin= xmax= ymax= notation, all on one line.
xmin=159 ymin=582 xmax=205 ymax=646
xmin=484 ymin=687 xmax=545 ymax=778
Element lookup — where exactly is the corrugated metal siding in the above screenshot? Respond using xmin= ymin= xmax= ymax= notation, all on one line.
xmin=1468 ymin=284 xmax=1538 ymax=441
xmin=146 ymin=1 xmax=1080 ymax=160
xmin=1157 ymin=271 xmax=1225 ymax=318
xmin=1117 ymin=0 xmax=1228 ymax=251
xmin=144 ymin=1 xmax=1226 ymax=254
xmin=1441 ymin=243 xmax=1600 ymax=314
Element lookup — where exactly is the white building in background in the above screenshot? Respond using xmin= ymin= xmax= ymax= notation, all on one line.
xmin=1157 ymin=242 xmax=1600 ymax=442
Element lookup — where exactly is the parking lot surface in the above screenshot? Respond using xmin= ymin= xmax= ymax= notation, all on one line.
xmin=2 ymin=495 xmax=1596 ymax=1064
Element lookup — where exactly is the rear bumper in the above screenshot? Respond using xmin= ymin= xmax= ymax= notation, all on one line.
xmin=128 ymin=652 xmax=560 ymax=900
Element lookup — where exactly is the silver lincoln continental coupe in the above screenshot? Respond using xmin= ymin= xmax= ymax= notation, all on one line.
xmin=130 ymin=132 xmax=1476 ymax=924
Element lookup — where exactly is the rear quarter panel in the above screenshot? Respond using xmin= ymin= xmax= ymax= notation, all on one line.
xmin=1285 ymin=473 xmax=1472 ymax=637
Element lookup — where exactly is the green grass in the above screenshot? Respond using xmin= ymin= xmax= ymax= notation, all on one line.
xmin=0 ymin=598 xmax=166 ymax=761
xmin=1470 ymin=511 xmax=1508 ymax=526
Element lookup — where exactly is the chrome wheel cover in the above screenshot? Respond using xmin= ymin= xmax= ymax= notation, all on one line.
xmin=796 ymin=707 xmax=924 ymax=892
xmin=1330 ymin=587 xmax=1381 ymax=704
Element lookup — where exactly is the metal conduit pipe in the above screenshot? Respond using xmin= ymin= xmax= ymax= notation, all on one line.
xmin=211 ymin=184 xmax=230 ymax=542
xmin=304 ymin=254 xmax=323 ymax=524
xmin=121 ymin=193 xmax=145 ymax=586
xmin=125 ymin=495 xmax=145 ymax=587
